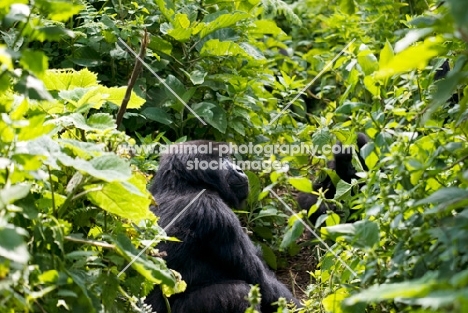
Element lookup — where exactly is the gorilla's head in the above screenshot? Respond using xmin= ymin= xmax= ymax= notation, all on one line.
xmin=333 ymin=132 xmax=369 ymax=183
xmin=152 ymin=140 xmax=249 ymax=209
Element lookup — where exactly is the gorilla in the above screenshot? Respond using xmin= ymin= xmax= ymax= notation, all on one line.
xmin=296 ymin=133 xmax=369 ymax=224
xmin=146 ymin=140 xmax=300 ymax=313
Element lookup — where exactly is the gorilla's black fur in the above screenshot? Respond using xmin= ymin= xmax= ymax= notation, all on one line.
xmin=146 ymin=140 xmax=300 ymax=313
xmin=297 ymin=133 xmax=369 ymax=224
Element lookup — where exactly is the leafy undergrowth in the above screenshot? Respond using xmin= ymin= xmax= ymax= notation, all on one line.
xmin=1 ymin=0 xmax=468 ymax=312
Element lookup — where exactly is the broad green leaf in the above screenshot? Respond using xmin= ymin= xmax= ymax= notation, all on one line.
xmin=379 ymin=40 xmax=394 ymax=68
xmin=311 ymin=128 xmax=332 ymax=148
xmin=345 ymin=273 xmax=436 ymax=305
xmin=192 ymin=102 xmax=216 ymax=119
xmin=323 ymin=288 xmax=348 ymax=313
xmin=188 ymin=70 xmax=207 ymax=85
xmin=154 ymin=0 xmax=175 ymax=23
xmin=280 ymin=219 xmax=304 ymax=250
xmin=51 ymin=113 xmax=115 ymax=132
xmin=324 ymin=220 xmax=379 ymax=248
xmin=334 ymin=179 xmax=353 ymax=199
xmin=375 ymin=37 xmax=446 ymax=79
xmin=19 ymin=50 xmax=48 ymax=76
xmin=325 ymin=213 xmax=340 ymax=226
xmin=87 ymin=113 xmax=116 ymax=130
xmin=416 ymin=187 xmax=468 ymax=214
xmin=43 ymin=68 xmax=98 ymax=91
xmin=88 ymin=154 xmax=132 ymax=181
xmin=205 ymin=105 xmax=227 ymax=133
xmin=357 ymin=46 xmax=378 ymax=75
xmin=198 ymin=13 xmax=250 ymax=39
xmin=174 ymin=13 xmax=190 ymax=28
xmin=201 ymin=39 xmax=250 ymax=57
xmin=141 ymin=107 xmax=173 ymax=125
xmin=85 ymin=173 xmax=153 ymax=222
xmin=363 ymin=76 xmax=380 ymax=97
xmin=239 ymin=42 xmax=265 ymax=60
xmin=59 ymin=86 xmax=145 ymax=109
xmin=250 ymin=20 xmax=283 ymax=35
xmin=95 ymin=86 xmax=146 ymax=109
xmin=246 ymin=171 xmax=261 ymax=206
xmin=260 ymin=243 xmax=277 ymax=270
xmin=288 ymin=177 xmax=312 ymax=193
xmin=148 ymin=35 xmax=173 ymax=55
xmin=167 ymin=27 xmax=192 ymax=42
xmin=18 ymin=114 xmax=55 ymax=140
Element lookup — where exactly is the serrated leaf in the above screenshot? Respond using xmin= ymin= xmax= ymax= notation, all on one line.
xmin=89 ymin=154 xmax=132 ymax=180
xmin=85 ymin=178 xmax=154 ymax=223
xmin=311 ymin=129 xmax=332 ymax=148
xmin=43 ymin=68 xmax=98 ymax=91
xmin=87 ymin=113 xmax=116 ymax=130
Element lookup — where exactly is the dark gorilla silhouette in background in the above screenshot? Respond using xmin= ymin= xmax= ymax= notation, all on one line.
xmin=297 ymin=133 xmax=369 ymax=224
xmin=145 ymin=140 xmax=300 ymax=313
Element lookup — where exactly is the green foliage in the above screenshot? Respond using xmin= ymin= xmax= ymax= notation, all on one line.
xmin=2 ymin=0 xmax=468 ymax=312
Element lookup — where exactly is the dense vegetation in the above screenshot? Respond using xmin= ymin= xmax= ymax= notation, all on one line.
xmin=0 ymin=0 xmax=467 ymax=312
